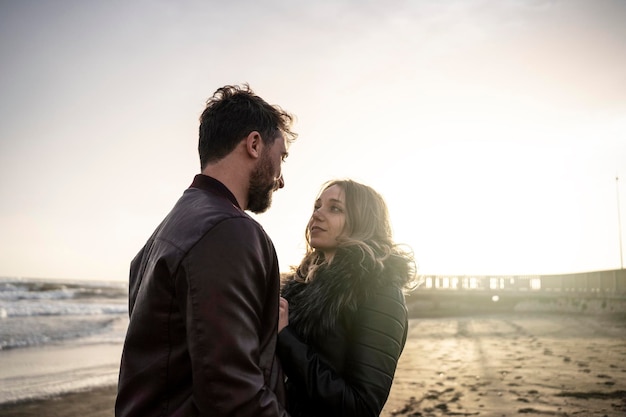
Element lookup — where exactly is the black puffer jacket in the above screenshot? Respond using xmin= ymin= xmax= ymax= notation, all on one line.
xmin=277 ymin=246 xmax=409 ymax=417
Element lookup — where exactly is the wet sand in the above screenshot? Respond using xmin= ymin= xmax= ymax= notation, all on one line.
xmin=0 ymin=385 xmax=117 ymax=417
xmin=0 ymin=342 xmax=122 ymax=405
xmin=1 ymin=312 xmax=625 ymax=417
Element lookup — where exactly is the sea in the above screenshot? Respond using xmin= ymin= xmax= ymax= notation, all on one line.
xmin=0 ymin=276 xmax=129 ymax=404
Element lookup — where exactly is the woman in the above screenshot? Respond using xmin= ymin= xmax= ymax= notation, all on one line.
xmin=277 ymin=179 xmax=416 ymax=417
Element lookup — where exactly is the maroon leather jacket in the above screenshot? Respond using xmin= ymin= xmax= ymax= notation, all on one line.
xmin=116 ymin=174 xmax=288 ymax=417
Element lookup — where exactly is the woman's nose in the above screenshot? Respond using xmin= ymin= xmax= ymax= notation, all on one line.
xmin=312 ymin=208 xmax=323 ymax=220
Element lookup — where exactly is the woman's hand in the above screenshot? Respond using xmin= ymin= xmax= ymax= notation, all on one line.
xmin=278 ymin=297 xmax=289 ymax=333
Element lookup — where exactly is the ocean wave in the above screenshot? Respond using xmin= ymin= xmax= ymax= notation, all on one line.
xmin=0 ymin=277 xmax=128 ymax=318
xmin=0 ymin=278 xmax=129 ymax=350
xmin=0 ymin=278 xmax=127 ymax=302
xmin=0 ymin=315 xmax=128 ymax=350
xmin=0 ymin=300 xmax=127 ymax=318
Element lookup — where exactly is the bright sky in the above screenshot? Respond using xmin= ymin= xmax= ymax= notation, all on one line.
xmin=1 ymin=0 xmax=625 ymax=282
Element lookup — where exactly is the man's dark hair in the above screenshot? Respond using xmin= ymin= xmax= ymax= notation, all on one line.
xmin=198 ymin=84 xmax=297 ymax=169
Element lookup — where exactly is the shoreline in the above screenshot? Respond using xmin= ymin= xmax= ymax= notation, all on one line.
xmin=0 ymin=342 xmax=122 ymax=406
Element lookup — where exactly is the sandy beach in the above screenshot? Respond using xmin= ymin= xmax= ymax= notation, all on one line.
xmin=382 ymin=312 xmax=626 ymax=417
xmin=1 ymin=312 xmax=625 ymax=417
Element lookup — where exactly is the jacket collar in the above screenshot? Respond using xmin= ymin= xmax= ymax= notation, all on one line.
xmin=189 ymin=174 xmax=241 ymax=209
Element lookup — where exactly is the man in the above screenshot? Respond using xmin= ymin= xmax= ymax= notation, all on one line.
xmin=115 ymin=84 xmax=297 ymax=416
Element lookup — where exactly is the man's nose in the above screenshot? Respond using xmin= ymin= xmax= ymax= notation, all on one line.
xmin=276 ymin=175 xmax=284 ymax=189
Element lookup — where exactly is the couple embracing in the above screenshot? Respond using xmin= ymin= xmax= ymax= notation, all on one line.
xmin=115 ymin=84 xmax=415 ymax=417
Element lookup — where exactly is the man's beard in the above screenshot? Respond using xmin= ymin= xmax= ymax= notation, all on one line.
xmin=247 ymin=152 xmax=277 ymax=214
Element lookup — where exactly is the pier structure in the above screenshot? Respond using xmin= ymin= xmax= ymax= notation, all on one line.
xmin=418 ymin=269 xmax=626 ymax=295
xmin=407 ymin=269 xmax=626 ymax=314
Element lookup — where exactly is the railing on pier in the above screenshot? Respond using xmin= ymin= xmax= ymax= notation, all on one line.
xmin=416 ymin=268 xmax=626 ymax=296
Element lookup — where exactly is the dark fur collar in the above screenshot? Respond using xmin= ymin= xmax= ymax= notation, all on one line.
xmin=281 ymin=246 xmax=405 ymax=342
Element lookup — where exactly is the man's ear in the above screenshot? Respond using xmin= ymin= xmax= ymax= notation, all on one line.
xmin=245 ymin=131 xmax=262 ymax=159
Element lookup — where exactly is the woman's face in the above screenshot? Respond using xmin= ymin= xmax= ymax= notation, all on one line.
xmin=308 ymin=184 xmax=347 ymax=261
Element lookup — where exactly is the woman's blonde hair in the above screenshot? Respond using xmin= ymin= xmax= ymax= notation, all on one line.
xmin=295 ymin=179 xmax=416 ymax=288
